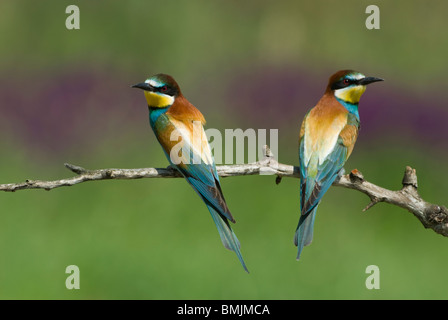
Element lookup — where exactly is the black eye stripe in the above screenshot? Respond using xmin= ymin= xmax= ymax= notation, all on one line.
xmin=156 ymin=85 xmax=176 ymax=96
xmin=331 ymin=78 xmax=358 ymax=90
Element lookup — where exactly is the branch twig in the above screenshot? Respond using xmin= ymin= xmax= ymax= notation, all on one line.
xmin=1 ymin=146 xmax=447 ymax=237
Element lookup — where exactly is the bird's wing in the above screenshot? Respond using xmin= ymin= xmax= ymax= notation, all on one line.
xmin=155 ymin=115 xmax=248 ymax=271
xmin=300 ymin=122 xmax=358 ymax=216
xmin=296 ymin=103 xmax=358 ymax=257
xmin=298 ymin=112 xmax=310 ymax=211
xmin=159 ymin=116 xmax=235 ymax=223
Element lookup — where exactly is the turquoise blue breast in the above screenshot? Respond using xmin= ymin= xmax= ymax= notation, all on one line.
xmin=149 ymin=107 xmax=170 ymax=130
xmin=336 ymin=98 xmax=360 ymax=121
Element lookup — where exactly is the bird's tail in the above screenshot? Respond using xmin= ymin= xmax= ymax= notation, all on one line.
xmin=207 ymin=205 xmax=249 ymax=273
xmin=294 ymin=206 xmax=318 ymax=260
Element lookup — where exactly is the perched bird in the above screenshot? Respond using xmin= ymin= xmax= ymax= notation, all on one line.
xmin=295 ymin=70 xmax=383 ymax=260
xmin=132 ymin=74 xmax=248 ymax=272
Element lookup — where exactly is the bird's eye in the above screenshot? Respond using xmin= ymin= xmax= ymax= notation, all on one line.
xmin=160 ymin=85 xmax=168 ymax=93
xmin=343 ymin=79 xmax=350 ymax=85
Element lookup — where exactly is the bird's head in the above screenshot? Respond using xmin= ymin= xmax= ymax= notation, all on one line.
xmin=328 ymin=70 xmax=383 ymax=104
xmin=132 ymin=74 xmax=181 ymax=108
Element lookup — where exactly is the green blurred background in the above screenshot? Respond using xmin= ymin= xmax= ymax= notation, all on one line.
xmin=0 ymin=0 xmax=447 ymax=299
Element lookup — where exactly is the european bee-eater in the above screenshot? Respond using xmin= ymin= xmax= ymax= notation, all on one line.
xmin=132 ymin=74 xmax=248 ymax=272
xmin=295 ymin=70 xmax=383 ymax=260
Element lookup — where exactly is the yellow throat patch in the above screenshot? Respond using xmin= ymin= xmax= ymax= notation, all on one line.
xmin=144 ymin=91 xmax=175 ymax=108
xmin=334 ymin=85 xmax=366 ymax=104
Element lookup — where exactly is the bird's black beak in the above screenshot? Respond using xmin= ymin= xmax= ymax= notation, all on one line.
xmin=357 ymin=77 xmax=384 ymax=85
xmin=131 ymin=82 xmax=154 ymax=92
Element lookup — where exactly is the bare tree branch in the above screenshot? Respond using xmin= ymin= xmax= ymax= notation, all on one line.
xmin=1 ymin=146 xmax=447 ymax=237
